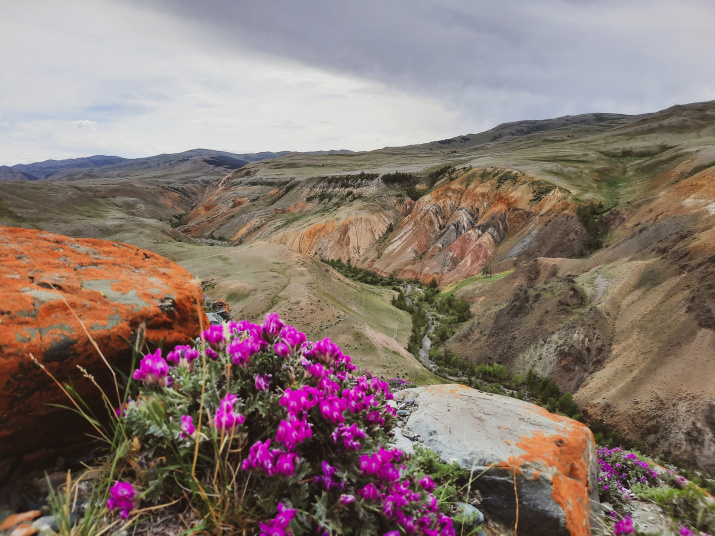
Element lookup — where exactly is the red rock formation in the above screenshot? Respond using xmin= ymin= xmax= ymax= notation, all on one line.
xmin=0 ymin=226 xmax=207 ymax=476
xmin=372 ymin=170 xmax=574 ymax=283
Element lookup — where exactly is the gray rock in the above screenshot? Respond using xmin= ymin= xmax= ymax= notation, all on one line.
xmin=396 ymin=409 xmax=410 ymax=416
xmin=401 ymin=429 xmax=417 ymax=440
xmin=402 ymin=384 xmax=598 ymax=536
xmin=34 ymin=515 xmax=58 ymax=533
xmin=454 ymin=502 xmax=485 ymax=527
xmin=206 ymin=312 xmax=224 ymax=325
xmin=630 ymin=501 xmax=677 ymax=536
xmin=390 ymin=428 xmax=414 ymax=455
xmin=34 ymin=512 xmax=81 ymax=533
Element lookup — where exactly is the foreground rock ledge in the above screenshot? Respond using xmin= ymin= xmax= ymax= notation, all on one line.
xmin=0 ymin=226 xmax=207 ymax=477
xmin=396 ymin=384 xmax=598 ymax=536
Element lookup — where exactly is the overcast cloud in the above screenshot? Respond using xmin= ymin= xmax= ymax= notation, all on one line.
xmin=1 ymin=0 xmax=714 ymax=164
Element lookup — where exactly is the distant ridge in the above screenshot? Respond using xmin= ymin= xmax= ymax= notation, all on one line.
xmin=0 ymin=149 xmax=293 ymax=181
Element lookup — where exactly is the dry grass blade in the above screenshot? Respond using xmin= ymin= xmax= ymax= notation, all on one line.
xmin=513 ymin=467 xmax=519 ymax=536
xmin=30 ymin=353 xmax=109 ymax=443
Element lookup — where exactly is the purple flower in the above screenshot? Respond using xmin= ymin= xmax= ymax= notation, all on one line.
xmin=614 ymin=516 xmax=634 ymax=535
xmin=262 ymin=312 xmax=285 ymax=340
xmin=274 ymin=502 xmax=296 ymax=527
xmin=201 ymin=324 xmax=227 ymax=352
xmin=220 ymin=392 xmax=239 ymax=412
xmin=213 ymin=393 xmax=245 ymax=434
xmin=305 ymin=337 xmax=345 ymax=367
xmin=331 ymin=423 xmax=366 ymax=450
xmin=274 ymin=342 xmax=291 ymax=358
xmin=358 ymin=483 xmax=380 ymax=501
xmin=227 ymin=337 xmax=263 ymax=367
xmin=275 ymin=452 xmax=299 ymax=477
xmin=276 ymin=415 xmax=313 ymax=450
xmin=279 ymin=325 xmax=306 ymax=353
xmin=365 ymin=409 xmax=386 ymax=425
xmin=241 ymin=440 xmax=282 ymax=476
xmin=339 ymin=494 xmax=355 ymax=505
xmin=259 ymin=525 xmax=285 ymax=536
xmin=180 ymin=415 xmax=195 ymax=438
xmin=315 ymin=461 xmax=340 ymax=490
xmin=680 ymin=527 xmax=695 ymax=536
xmin=106 ymin=481 xmax=136 ymax=519
xmin=259 ymin=502 xmax=296 ymax=535
xmin=255 ymin=374 xmax=272 ymax=392
xmin=133 ymin=349 xmax=170 ymax=387
xmin=166 ymin=345 xmax=199 ymax=368
xmin=320 ymin=395 xmax=346 ymax=423
xmin=419 ymin=475 xmax=435 ymax=493
xmin=280 ymin=388 xmax=318 ymax=416
xmin=115 ymin=400 xmax=131 ymax=418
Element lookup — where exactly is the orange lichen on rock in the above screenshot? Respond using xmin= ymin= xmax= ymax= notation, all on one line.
xmin=0 ymin=511 xmax=41 ymax=531
xmin=0 ymin=226 xmax=208 ymax=468
xmin=507 ymin=425 xmax=595 ymax=536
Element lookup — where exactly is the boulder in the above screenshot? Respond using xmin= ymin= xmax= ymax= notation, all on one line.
xmin=0 ymin=226 xmax=207 ymax=476
xmin=396 ymin=384 xmax=598 ymax=536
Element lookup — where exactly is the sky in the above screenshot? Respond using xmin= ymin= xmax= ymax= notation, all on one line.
xmin=1 ymin=0 xmax=714 ymax=164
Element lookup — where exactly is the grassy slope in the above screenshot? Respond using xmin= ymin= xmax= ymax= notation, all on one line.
xmin=156 ymin=240 xmax=441 ymax=385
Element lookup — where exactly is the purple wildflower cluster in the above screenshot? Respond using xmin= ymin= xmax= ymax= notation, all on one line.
xmin=613 ymin=515 xmax=634 ymax=535
xmin=356 ymin=448 xmax=453 ymax=535
xmin=388 ymin=377 xmax=417 ymax=391
xmin=259 ymin=502 xmax=296 ymax=536
xmin=106 ymin=481 xmax=137 ymax=519
xmin=214 ymin=392 xmax=245 ymax=433
xmin=598 ymin=447 xmax=659 ymax=506
xmin=118 ymin=312 xmax=455 ymax=535
xmin=166 ymin=344 xmax=199 ymax=370
xmin=132 ymin=348 xmax=170 ymax=387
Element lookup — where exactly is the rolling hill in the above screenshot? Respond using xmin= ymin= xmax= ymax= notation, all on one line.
xmin=0 ymin=100 xmax=713 ymax=471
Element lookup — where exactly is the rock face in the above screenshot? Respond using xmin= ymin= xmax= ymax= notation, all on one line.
xmin=0 ymin=226 xmax=207 ymax=477
xmin=395 ymin=384 xmax=598 ymax=536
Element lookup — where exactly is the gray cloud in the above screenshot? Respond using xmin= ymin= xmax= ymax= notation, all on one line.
xmin=1 ymin=0 xmax=714 ymax=163
xmin=142 ymin=0 xmax=715 ymax=119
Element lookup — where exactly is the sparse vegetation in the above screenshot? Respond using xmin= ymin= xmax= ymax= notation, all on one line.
xmin=598 ymin=446 xmax=715 ymax=534
xmin=494 ymin=170 xmax=519 ymax=188
xmin=427 ymin=165 xmax=453 ymax=187
xmin=317 ymin=172 xmax=379 ymax=184
xmin=323 ymin=258 xmax=402 ymax=288
xmin=380 ymin=171 xmax=415 ymax=185
xmin=687 ymin=161 xmax=715 ymax=177
xmin=529 ymin=182 xmax=557 ymax=203
xmin=576 ymin=201 xmax=608 ymax=253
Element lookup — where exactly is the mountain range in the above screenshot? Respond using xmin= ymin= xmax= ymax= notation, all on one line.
xmin=0 ymin=101 xmax=713 ymax=472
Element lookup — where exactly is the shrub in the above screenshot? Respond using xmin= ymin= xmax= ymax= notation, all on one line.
xmin=427 ymin=165 xmax=453 ymax=187
xmin=576 ymin=202 xmax=607 ymax=253
xmin=632 ymin=482 xmax=715 ymax=533
xmin=111 ymin=314 xmax=456 ymax=535
xmin=597 ymin=447 xmax=659 ymax=512
xmin=381 ymin=172 xmax=416 ymax=186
